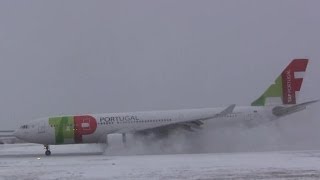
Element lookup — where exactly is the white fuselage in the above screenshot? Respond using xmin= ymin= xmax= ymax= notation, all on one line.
xmin=14 ymin=106 xmax=275 ymax=145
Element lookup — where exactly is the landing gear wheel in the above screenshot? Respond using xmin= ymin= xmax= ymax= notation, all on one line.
xmin=44 ymin=145 xmax=51 ymax=156
xmin=45 ymin=150 xmax=51 ymax=156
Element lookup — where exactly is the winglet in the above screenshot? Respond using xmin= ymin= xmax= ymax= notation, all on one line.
xmin=214 ymin=104 xmax=236 ymax=118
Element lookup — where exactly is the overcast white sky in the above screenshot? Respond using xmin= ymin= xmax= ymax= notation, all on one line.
xmin=0 ymin=0 xmax=319 ymax=131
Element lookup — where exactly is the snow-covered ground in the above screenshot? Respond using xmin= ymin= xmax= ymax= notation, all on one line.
xmin=1 ymin=144 xmax=320 ymax=180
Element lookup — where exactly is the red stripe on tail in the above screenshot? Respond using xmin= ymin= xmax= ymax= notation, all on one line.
xmin=281 ymin=59 xmax=308 ymax=104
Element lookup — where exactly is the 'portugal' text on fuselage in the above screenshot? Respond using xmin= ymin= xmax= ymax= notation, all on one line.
xmin=100 ymin=116 xmax=140 ymax=124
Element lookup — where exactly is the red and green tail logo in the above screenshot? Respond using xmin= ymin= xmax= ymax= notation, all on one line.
xmin=251 ymin=59 xmax=309 ymax=106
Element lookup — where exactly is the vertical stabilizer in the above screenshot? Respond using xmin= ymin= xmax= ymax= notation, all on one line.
xmin=251 ymin=59 xmax=309 ymax=106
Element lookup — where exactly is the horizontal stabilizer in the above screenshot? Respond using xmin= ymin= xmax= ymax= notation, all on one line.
xmin=272 ymin=100 xmax=319 ymax=117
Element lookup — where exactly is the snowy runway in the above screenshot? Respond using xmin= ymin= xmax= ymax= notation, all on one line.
xmin=1 ymin=144 xmax=320 ymax=179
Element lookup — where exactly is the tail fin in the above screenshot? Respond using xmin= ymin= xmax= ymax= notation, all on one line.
xmin=251 ymin=59 xmax=309 ymax=106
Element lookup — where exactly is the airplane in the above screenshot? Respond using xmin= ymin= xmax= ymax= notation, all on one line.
xmin=12 ymin=59 xmax=318 ymax=156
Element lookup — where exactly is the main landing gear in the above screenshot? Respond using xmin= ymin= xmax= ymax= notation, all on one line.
xmin=44 ymin=145 xmax=51 ymax=156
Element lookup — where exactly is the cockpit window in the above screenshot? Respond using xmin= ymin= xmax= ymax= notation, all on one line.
xmin=20 ymin=125 xmax=29 ymax=129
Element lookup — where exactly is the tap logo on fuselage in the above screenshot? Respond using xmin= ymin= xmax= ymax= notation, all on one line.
xmin=49 ymin=115 xmax=97 ymax=144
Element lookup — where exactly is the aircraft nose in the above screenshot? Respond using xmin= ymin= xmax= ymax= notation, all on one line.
xmin=13 ymin=129 xmax=22 ymax=139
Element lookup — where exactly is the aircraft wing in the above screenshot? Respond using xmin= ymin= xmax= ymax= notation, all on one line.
xmin=134 ymin=104 xmax=236 ymax=135
xmin=272 ymin=100 xmax=319 ymax=117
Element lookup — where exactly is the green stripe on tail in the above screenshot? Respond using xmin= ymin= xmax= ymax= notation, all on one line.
xmin=251 ymin=76 xmax=283 ymax=106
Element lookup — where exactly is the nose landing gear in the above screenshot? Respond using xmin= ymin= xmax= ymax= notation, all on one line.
xmin=44 ymin=145 xmax=51 ymax=156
